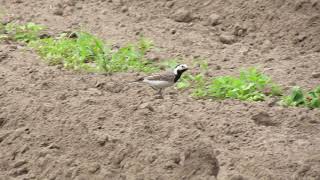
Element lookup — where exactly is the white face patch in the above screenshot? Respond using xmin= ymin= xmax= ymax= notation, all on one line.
xmin=174 ymin=64 xmax=188 ymax=75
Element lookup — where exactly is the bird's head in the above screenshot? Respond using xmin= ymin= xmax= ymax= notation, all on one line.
xmin=173 ymin=64 xmax=188 ymax=75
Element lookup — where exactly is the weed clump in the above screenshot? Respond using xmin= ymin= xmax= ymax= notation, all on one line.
xmin=207 ymin=68 xmax=282 ymax=101
xmin=0 ymin=22 xmax=157 ymax=73
xmin=280 ymin=86 xmax=320 ymax=109
xmin=0 ymin=22 xmax=44 ymax=42
xmin=178 ymin=67 xmax=282 ymax=101
xmin=30 ymin=32 xmax=157 ymax=73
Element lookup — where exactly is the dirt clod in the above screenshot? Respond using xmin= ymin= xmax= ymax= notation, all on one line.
xmin=12 ymin=160 xmax=27 ymax=168
xmin=230 ymin=174 xmax=248 ymax=180
xmin=121 ymin=6 xmax=128 ymax=13
xmin=88 ymin=163 xmax=101 ymax=174
xmin=219 ymin=34 xmax=236 ymax=44
xmin=311 ymin=72 xmax=320 ymax=78
xmin=97 ymin=134 xmax=109 ymax=146
xmin=139 ymin=102 xmax=154 ymax=112
xmin=53 ymin=8 xmax=64 ymax=16
xmin=172 ymin=8 xmax=193 ymax=23
xmin=10 ymin=167 xmax=29 ymax=177
xmin=207 ymin=13 xmax=221 ymax=26
xmin=252 ymin=112 xmax=278 ymax=126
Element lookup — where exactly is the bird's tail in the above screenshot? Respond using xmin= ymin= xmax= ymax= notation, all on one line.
xmin=128 ymin=77 xmax=144 ymax=84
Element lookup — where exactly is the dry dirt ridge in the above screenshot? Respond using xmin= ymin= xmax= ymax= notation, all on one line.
xmin=1 ymin=0 xmax=320 ymax=179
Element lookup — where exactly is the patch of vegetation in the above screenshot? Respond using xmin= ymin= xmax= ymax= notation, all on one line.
xmin=178 ymin=67 xmax=282 ymax=101
xmin=207 ymin=68 xmax=282 ymax=101
xmin=0 ymin=22 xmax=44 ymax=42
xmin=30 ymin=32 xmax=157 ymax=73
xmin=0 ymin=22 xmax=157 ymax=73
xmin=280 ymin=86 xmax=320 ymax=109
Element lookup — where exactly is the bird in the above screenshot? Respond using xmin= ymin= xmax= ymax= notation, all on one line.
xmin=135 ymin=64 xmax=188 ymax=97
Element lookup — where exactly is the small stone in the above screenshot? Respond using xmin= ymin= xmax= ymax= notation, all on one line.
xmin=266 ymin=98 xmax=279 ymax=107
xmin=0 ymin=118 xmax=6 ymax=127
xmin=87 ymin=88 xmax=102 ymax=96
xmin=20 ymin=145 xmax=30 ymax=154
xmin=121 ymin=6 xmax=128 ymax=13
xmin=309 ymin=118 xmax=319 ymax=124
xmin=207 ymin=13 xmax=221 ymax=26
xmin=97 ymin=134 xmax=109 ymax=146
xmin=172 ymin=8 xmax=193 ymax=23
xmin=76 ymin=4 xmax=83 ymax=10
xmin=95 ymin=81 xmax=105 ymax=88
xmin=233 ymin=23 xmax=247 ymax=37
xmin=53 ymin=9 xmax=63 ymax=16
xmin=10 ymin=167 xmax=29 ymax=177
xmin=8 ymin=45 xmax=18 ymax=51
xmin=230 ymin=174 xmax=248 ymax=180
xmin=135 ymin=31 xmax=141 ymax=36
xmin=48 ymin=143 xmax=60 ymax=150
xmin=139 ymin=103 xmax=155 ymax=112
xmin=102 ymin=10 xmax=108 ymax=15
xmin=311 ymin=72 xmax=320 ymax=78
xmin=105 ymin=83 xmax=123 ymax=93
xmin=88 ymin=163 xmax=101 ymax=174
xmin=0 ymin=131 xmax=11 ymax=143
xmin=171 ymin=29 xmax=177 ymax=34
xmin=147 ymin=53 xmax=160 ymax=61
xmin=166 ymin=1 xmax=174 ymax=8
xmin=13 ymin=160 xmax=27 ymax=168
xmin=215 ymin=65 xmax=222 ymax=70
xmin=14 ymin=0 xmax=23 ymax=3
xmin=219 ymin=34 xmax=235 ymax=44
xmin=57 ymin=93 xmax=67 ymax=100
xmin=39 ymin=33 xmax=52 ymax=39
xmin=147 ymin=154 xmax=157 ymax=163
xmin=66 ymin=0 xmax=77 ymax=6
xmin=252 ymin=112 xmax=278 ymax=126
xmin=53 ymin=8 xmax=63 ymax=16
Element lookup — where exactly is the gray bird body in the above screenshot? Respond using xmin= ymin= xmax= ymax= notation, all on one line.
xmin=142 ymin=71 xmax=176 ymax=90
xmin=137 ymin=64 xmax=188 ymax=97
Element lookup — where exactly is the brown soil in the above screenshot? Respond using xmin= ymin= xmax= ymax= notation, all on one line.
xmin=1 ymin=0 xmax=320 ymax=179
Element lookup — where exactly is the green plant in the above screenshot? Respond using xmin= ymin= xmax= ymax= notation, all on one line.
xmin=207 ymin=68 xmax=282 ymax=101
xmin=178 ymin=67 xmax=282 ymax=101
xmin=0 ymin=22 xmax=158 ymax=73
xmin=30 ymin=31 xmax=157 ymax=73
xmin=107 ymin=39 xmax=158 ymax=73
xmin=3 ymin=22 xmax=44 ymax=42
xmin=280 ymin=86 xmax=320 ymax=109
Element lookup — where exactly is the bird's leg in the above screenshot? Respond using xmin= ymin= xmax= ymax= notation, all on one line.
xmin=159 ymin=89 xmax=164 ymax=98
xmin=155 ymin=89 xmax=164 ymax=99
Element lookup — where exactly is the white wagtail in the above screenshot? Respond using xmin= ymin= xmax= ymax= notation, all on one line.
xmin=135 ymin=64 xmax=188 ymax=97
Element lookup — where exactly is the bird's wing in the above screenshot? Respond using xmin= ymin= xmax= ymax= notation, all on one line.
xmin=144 ymin=71 xmax=175 ymax=82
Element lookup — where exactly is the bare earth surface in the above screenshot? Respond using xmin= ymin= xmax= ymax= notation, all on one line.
xmin=1 ymin=0 xmax=320 ymax=179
